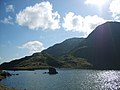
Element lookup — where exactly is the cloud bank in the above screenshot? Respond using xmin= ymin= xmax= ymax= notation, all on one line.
xmin=18 ymin=41 xmax=44 ymax=54
xmin=62 ymin=12 xmax=105 ymax=36
xmin=109 ymin=0 xmax=120 ymax=20
xmin=15 ymin=0 xmax=119 ymax=36
xmin=16 ymin=1 xmax=60 ymax=30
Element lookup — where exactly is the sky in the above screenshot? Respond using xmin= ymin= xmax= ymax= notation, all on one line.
xmin=0 ymin=0 xmax=120 ymax=63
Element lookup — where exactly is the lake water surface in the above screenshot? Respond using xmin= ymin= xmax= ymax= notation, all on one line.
xmin=0 ymin=69 xmax=120 ymax=90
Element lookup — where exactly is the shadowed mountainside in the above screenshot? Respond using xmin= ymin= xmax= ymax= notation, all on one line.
xmin=43 ymin=38 xmax=84 ymax=57
xmin=72 ymin=22 xmax=120 ymax=69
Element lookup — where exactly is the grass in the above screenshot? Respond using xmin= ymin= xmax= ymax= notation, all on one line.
xmin=0 ymin=75 xmax=5 ymax=79
xmin=4 ymin=66 xmax=50 ymax=71
xmin=0 ymin=71 xmax=5 ymax=79
xmin=0 ymin=84 xmax=16 ymax=90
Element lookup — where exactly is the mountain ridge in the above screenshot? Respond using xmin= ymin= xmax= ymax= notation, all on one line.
xmin=42 ymin=38 xmax=84 ymax=57
xmin=0 ymin=21 xmax=120 ymax=70
xmin=0 ymin=37 xmax=90 ymax=70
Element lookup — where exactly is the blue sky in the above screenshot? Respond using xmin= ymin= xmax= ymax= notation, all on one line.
xmin=0 ymin=0 xmax=120 ymax=63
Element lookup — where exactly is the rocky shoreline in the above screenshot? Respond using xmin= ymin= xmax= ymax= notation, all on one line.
xmin=0 ymin=84 xmax=16 ymax=90
xmin=0 ymin=71 xmax=16 ymax=90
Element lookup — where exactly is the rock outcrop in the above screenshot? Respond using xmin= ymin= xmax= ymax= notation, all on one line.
xmin=48 ymin=67 xmax=58 ymax=74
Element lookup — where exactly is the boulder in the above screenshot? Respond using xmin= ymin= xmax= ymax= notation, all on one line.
xmin=48 ymin=67 xmax=58 ymax=74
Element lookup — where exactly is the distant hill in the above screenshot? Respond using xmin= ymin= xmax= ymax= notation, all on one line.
xmin=0 ymin=38 xmax=91 ymax=70
xmin=72 ymin=22 xmax=120 ymax=69
xmin=0 ymin=22 xmax=120 ymax=70
xmin=0 ymin=52 xmax=62 ymax=70
xmin=43 ymin=38 xmax=84 ymax=57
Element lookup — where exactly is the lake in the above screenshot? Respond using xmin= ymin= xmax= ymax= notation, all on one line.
xmin=0 ymin=69 xmax=120 ymax=90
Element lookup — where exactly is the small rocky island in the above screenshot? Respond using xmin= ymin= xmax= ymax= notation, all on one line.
xmin=48 ymin=67 xmax=58 ymax=74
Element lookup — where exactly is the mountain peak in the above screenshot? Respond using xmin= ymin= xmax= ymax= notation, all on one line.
xmin=73 ymin=22 xmax=120 ymax=69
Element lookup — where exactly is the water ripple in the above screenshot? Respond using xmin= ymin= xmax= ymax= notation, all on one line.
xmin=0 ymin=70 xmax=120 ymax=90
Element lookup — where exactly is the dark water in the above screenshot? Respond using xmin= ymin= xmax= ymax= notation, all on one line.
xmin=0 ymin=69 xmax=120 ymax=90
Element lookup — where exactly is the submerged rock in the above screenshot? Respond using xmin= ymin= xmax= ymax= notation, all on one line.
xmin=48 ymin=67 xmax=58 ymax=74
xmin=43 ymin=72 xmax=48 ymax=74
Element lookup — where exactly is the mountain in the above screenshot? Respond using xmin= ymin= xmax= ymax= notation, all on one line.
xmin=72 ymin=22 xmax=120 ymax=69
xmin=0 ymin=38 xmax=92 ymax=70
xmin=43 ymin=38 xmax=84 ymax=57
xmin=0 ymin=52 xmax=62 ymax=70
xmin=1 ymin=22 xmax=120 ymax=70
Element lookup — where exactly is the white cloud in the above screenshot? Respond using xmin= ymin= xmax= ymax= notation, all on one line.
xmin=0 ymin=16 xmax=14 ymax=24
xmin=109 ymin=0 xmax=120 ymax=20
xmin=6 ymin=5 xmax=14 ymax=12
xmin=62 ymin=12 xmax=84 ymax=32
xmin=62 ymin=12 xmax=105 ymax=36
xmin=16 ymin=1 xmax=60 ymax=30
xmin=84 ymin=0 xmax=107 ymax=6
xmin=18 ymin=41 xmax=45 ymax=54
xmin=0 ymin=57 xmax=1 ymax=60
